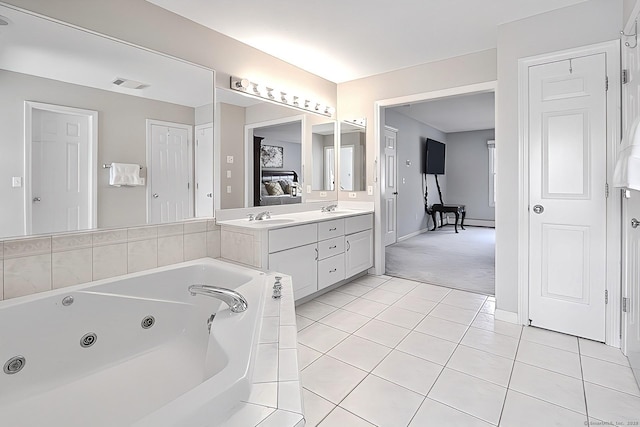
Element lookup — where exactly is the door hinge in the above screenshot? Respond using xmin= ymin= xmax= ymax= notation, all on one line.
xmin=605 ymin=289 xmax=608 ymax=304
xmin=623 ymin=297 xmax=629 ymax=313
xmin=188 ymin=182 xmax=190 ymax=189
xmin=605 ymin=183 xmax=609 ymax=198
xmin=605 ymin=76 xmax=609 ymax=91
xmin=623 ymin=69 xmax=629 ymax=84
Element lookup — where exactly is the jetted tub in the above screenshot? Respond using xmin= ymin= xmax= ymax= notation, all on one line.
xmin=0 ymin=258 xmax=267 ymax=427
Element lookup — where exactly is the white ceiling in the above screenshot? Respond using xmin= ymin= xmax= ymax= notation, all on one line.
xmin=146 ymin=0 xmax=588 ymax=83
xmin=0 ymin=4 xmax=212 ymax=107
xmin=391 ymin=92 xmax=495 ymax=133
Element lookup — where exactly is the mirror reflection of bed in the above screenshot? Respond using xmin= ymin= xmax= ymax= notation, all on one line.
xmin=252 ymin=120 xmax=302 ymax=206
xmin=258 ymin=170 xmax=301 ymax=206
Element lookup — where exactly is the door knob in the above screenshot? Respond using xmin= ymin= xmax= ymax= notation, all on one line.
xmin=392 ymin=192 xmax=398 ymax=195
xmin=206 ymin=193 xmax=213 ymax=198
xmin=632 ymin=218 xmax=640 ymax=229
xmin=532 ymin=204 xmax=544 ymax=214
xmin=152 ymin=193 xmax=159 ymax=199
xmin=32 ymin=197 xmax=41 ymax=203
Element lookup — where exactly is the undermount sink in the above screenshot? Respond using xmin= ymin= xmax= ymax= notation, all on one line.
xmin=254 ymin=218 xmax=296 ymax=225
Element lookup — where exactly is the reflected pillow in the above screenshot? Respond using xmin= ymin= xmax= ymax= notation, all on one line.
xmin=279 ymin=179 xmax=293 ymax=194
xmin=264 ymin=181 xmax=284 ymax=196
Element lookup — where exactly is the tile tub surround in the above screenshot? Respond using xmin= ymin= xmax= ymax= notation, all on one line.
xmin=296 ymin=276 xmax=640 ymax=427
xmin=0 ymin=219 xmax=221 ymax=301
xmin=223 ymin=274 xmax=305 ymax=427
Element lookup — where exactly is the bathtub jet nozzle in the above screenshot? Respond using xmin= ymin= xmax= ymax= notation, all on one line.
xmin=188 ymin=285 xmax=248 ymax=313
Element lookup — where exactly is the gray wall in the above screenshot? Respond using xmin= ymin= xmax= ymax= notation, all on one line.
xmin=0 ymin=69 xmax=195 ymax=237
xmin=385 ymin=109 xmax=447 ymax=239
xmin=218 ymin=102 xmax=246 ymax=209
xmin=445 ymin=129 xmax=495 ymax=221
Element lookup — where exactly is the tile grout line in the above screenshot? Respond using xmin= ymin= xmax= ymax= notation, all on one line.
xmin=496 ymin=325 xmax=523 ymax=426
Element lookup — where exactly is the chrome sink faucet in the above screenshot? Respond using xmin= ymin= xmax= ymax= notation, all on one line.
xmin=188 ymin=285 xmax=248 ymax=313
xmin=255 ymin=211 xmax=272 ymax=220
xmin=321 ymin=204 xmax=338 ymax=212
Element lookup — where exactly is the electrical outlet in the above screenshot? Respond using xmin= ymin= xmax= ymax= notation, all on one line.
xmin=11 ymin=177 xmax=22 ymax=188
xmin=349 ymin=192 xmax=357 ymax=198
xmin=226 ymin=156 xmax=234 ymax=164
xmin=226 ymin=185 xmax=232 ymax=193
xmin=320 ymin=191 xmax=327 ymax=197
xmin=367 ymin=186 xmax=373 ymax=195
xmin=226 ymin=170 xmax=231 ymax=178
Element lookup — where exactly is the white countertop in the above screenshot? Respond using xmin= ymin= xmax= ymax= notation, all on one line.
xmin=216 ymin=208 xmax=373 ymax=231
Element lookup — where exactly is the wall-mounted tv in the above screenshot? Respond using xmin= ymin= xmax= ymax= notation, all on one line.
xmin=425 ymin=138 xmax=446 ymax=175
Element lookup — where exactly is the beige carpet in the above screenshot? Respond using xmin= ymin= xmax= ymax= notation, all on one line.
xmin=385 ymin=226 xmax=495 ymax=295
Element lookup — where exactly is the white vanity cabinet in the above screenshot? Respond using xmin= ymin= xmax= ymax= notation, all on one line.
xmin=220 ymin=212 xmax=373 ymax=301
xmin=344 ymin=214 xmax=374 ymax=278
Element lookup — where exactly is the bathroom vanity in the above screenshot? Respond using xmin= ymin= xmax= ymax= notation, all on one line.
xmin=218 ymin=210 xmax=373 ymax=300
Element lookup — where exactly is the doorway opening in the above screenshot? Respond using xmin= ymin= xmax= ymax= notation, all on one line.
xmin=374 ymin=82 xmax=497 ymax=296
xmin=24 ymin=101 xmax=98 ymax=235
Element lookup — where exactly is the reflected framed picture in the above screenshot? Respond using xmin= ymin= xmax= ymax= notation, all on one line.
xmin=261 ymin=145 xmax=283 ymax=168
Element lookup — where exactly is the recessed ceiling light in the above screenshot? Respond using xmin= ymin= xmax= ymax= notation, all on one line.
xmin=112 ymin=77 xmax=148 ymax=90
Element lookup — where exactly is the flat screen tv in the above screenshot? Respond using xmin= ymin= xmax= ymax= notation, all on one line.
xmin=425 ymin=138 xmax=446 ymax=175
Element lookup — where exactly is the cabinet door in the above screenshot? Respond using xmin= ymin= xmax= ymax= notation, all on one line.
xmin=318 ymin=253 xmax=345 ymax=290
xmin=268 ymin=243 xmax=318 ymax=300
xmin=345 ymin=229 xmax=373 ymax=278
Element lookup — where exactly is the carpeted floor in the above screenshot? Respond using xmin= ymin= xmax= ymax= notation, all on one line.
xmin=385 ymin=226 xmax=495 ymax=295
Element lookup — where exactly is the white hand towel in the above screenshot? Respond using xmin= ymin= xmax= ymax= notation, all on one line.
xmin=109 ymin=163 xmax=144 ymax=186
xmin=614 ymin=117 xmax=640 ymax=191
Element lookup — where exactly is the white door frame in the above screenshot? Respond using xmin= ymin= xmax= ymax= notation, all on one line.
xmin=145 ymin=119 xmax=194 ymax=223
xmin=243 ymin=115 xmax=305 ymax=207
xmin=24 ymin=101 xmax=98 ymax=235
xmin=517 ymin=40 xmax=621 ymax=346
xmin=373 ymin=81 xmax=498 ymax=276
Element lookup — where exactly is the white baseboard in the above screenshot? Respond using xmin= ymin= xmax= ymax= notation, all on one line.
xmin=397 ymin=228 xmax=429 ymax=242
xmin=464 ymin=219 xmax=495 ymax=227
xmin=495 ymin=309 xmax=519 ymax=324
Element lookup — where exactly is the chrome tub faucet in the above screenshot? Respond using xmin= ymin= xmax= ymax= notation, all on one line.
xmin=188 ymin=285 xmax=248 ymax=313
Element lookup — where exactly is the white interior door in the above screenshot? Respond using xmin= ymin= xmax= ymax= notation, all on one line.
xmin=195 ymin=123 xmax=214 ymax=218
xmin=384 ymin=127 xmax=397 ymax=246
xmin=30 ymin=108 xmax=91 ymax=235
xmin=528 ymin=53 xmax=607 ymax=341
xmin=623 ymin=193 xmax=640 ymax=385
xmin=148 ymin=120 xmax=192 ymax=224
xmin=324 ymin=146 xmax=335 ymax=191
xmin=340 ymin=146 xmax=354 ymax=191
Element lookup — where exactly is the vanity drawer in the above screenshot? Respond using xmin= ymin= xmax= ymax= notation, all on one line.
xmin=269 ymin=223 xmax=317 ymax=253
xmin=318 ymin=219 xmax=345 ymax=241
xmin=345 ymin=214 xmax=373 ymax=235
xmin=318 ymin=254 xmax=345 ymax=290
xmin=317 ymin=236 xmax=345 ymax=260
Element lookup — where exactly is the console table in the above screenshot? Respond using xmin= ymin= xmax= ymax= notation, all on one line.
xmin=429 ymin=204 xmax=466 ymax=233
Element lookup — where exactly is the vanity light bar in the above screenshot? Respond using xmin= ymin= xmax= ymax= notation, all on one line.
xmin=230 ymin=76 xmax=334 ymax=117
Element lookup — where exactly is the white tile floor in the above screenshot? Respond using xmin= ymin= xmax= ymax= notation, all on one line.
xmin=296 ymin=275 xmax=640 ymax=427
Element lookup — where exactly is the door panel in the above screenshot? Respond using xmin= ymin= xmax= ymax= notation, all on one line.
xmin=195 ymin=124 xmax=214 ymax=217
xmin=150 ymin=123 xmax=192 ymax=224
xmin=31 ymin=108 xmax=90 ymax=234
xmin=384 ymin=128 xmax=397 ymax=246
xmin=528 ymin=53 xmax=607 ymax=341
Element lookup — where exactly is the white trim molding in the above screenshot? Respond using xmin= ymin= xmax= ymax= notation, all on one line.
xmin=495 ymin=309 xmax=519 ymax=324
xmin=517 ymin=41 xmax=622 ymax=347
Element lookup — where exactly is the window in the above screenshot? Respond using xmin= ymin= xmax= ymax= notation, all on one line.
xmin=488 ymin=140 xmax=496 ymax=207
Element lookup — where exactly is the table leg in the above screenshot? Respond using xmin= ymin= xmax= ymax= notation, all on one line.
xmin=439 ymin=212 xmax=444 ymax=228
xmin=460 ymin=210 xmax=466 ymax=230
xmin=454 ymin=211 xmax=459 ymax=233
xmin=431 ymin=211 xmax=437 ymax=231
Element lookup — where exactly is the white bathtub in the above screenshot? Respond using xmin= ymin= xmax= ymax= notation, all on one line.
xmin=0 ymin=258 xmax=267 ymax=427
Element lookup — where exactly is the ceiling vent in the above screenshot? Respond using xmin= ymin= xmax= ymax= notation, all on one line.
xmin=112 ymin=78 xmax=148 ymax=90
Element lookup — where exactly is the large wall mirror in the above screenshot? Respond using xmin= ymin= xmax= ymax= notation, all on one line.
xmin=0 ymin=4 xmax=214 ymax=239
xmin=339 ymin=119 xmax=367 ymax=192
xmin=215 ymin=88 xmax=337 ymax=209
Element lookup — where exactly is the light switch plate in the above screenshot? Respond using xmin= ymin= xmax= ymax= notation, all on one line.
xmin=226 ymin=170 xmax=231 ymax=178
xmin=226 ymin=156 xmax=234 ymax=164
xmin=349 ymin=192 xmax=357 ymax=198
xmin=306 ymin=185 xmax=311 ymax=194
xmin=11 ymin=177 xmax=22 ymax=188
xmin=226 ymin=185 xmax=232 ymax=193
xmin=367 ymin=186 xmax=373 ymax=195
